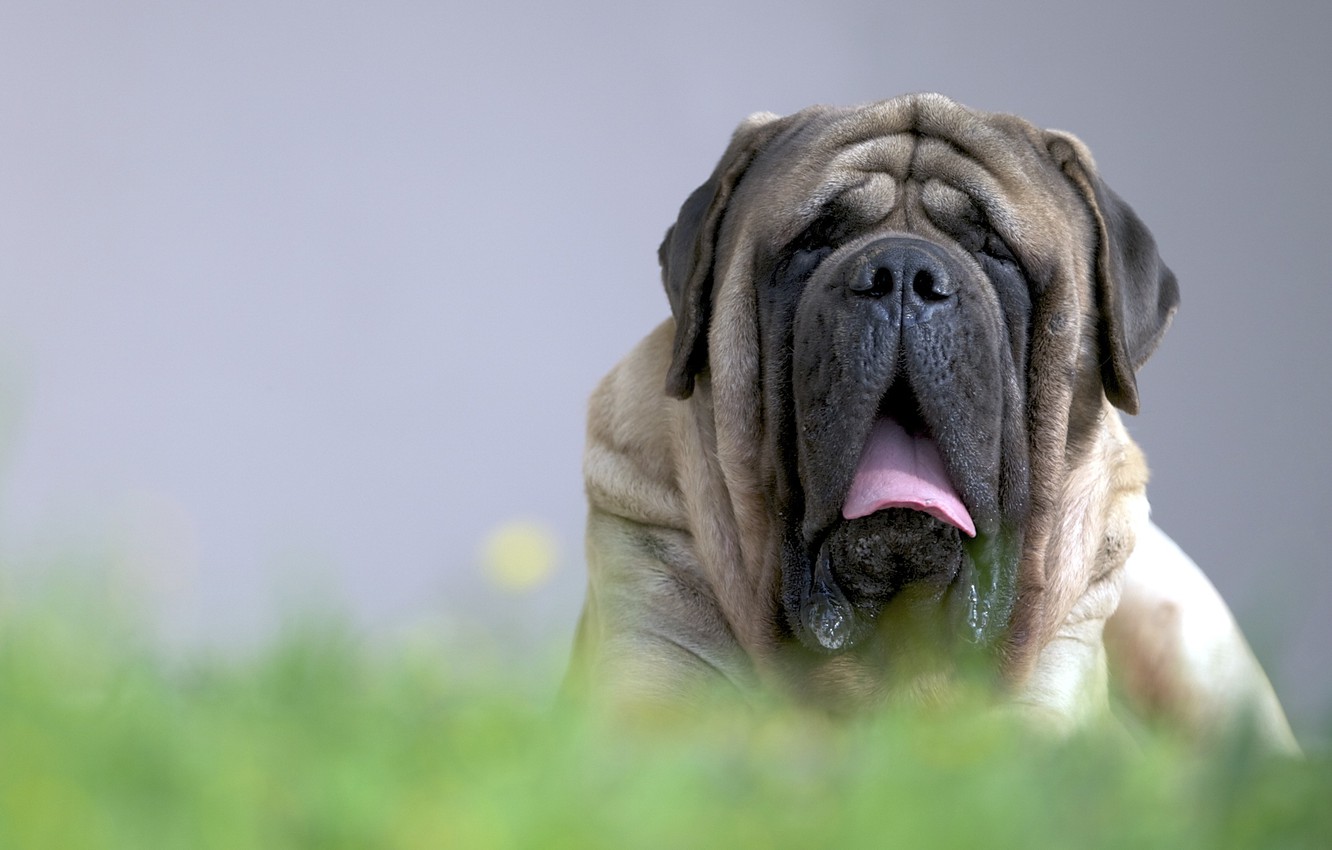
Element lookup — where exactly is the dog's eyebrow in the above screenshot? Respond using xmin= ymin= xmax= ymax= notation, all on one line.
xmin=779 ymin=194 xmax=844 ymax=247
xmin=784 ymin=201 xmax=872 ymax=254
xmin=793 ymin=184 xmax=850 ymax=224
xmin=920 ymin=178 xmax=984 ymax=222
xmin=788 ymin=178 xmax=895 ymax=244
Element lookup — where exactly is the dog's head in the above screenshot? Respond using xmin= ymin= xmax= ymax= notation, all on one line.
xmin=658 ymin=94 xmax=1177 ymax=675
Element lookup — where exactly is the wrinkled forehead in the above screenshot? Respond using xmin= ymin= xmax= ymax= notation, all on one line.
xmin=733 ymin=99 xmax=1085 ymax=267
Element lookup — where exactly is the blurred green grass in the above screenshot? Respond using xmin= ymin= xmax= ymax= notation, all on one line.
xmin=0 ymin=582 xmax=1329 ymax=850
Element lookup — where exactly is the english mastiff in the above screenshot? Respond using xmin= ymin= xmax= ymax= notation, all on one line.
xmin=568 ymin=93 xmax=1296 ymax=750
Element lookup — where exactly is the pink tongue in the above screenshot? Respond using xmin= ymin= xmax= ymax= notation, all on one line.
xmin=842 ymin=417 xmax=976 ymax=537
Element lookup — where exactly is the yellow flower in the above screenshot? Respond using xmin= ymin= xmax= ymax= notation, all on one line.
xmin=480 ymin=521 xmax=557 ymax=591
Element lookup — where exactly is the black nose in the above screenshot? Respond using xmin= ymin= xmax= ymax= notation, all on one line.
xmin=851 ymin=238 xmax=956 ymax=303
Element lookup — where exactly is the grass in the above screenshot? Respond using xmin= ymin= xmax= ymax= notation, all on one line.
xmin=0 ymin=581 xmax=1329 ymax=849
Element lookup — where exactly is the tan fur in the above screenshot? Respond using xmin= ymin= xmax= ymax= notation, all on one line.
xmin=1015 ymin=404 xmax=1147 ymax=730
xmin=1104 ymin=522 xmax=1300 ymax=753
xmin=569 ymin=94 xmax=1296 ymax=749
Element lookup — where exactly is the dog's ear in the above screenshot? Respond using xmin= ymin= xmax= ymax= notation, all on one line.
xmin=1047 ymin=132 xmax=1180 ymax=415
xmin=662 ymin=112 xmax=783 ymax=399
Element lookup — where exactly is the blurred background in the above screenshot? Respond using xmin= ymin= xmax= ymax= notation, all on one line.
xmin=1 ymin=0 xmax=1328 ymax=734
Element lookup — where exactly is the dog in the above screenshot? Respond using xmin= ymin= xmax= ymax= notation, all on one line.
xmin=567 ymin=93 xmax=1297 ymax=751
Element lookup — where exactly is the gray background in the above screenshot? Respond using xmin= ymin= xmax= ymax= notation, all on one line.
xmin=2 ymin=1 xmax=1329 ymax=734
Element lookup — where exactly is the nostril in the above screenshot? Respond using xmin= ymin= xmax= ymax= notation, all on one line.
xmin=871 ymin=267 xmax=894 ymax=296
xmin=912 ymin=268 xmax=948 ymax=301
xmin=851 ymin=265 xmax=895 ymax=296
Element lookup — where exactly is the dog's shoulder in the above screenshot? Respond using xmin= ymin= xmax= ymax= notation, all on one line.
xmin=1105 ymin=522 xmax=1300 ymax=754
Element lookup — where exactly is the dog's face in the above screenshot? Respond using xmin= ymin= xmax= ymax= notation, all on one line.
xmin=658 ymin=96 xmax=1177 ymax=675
xmin=768 ymin=187 xmax=1033 ymax=655
xmin=749 ymin=110 xmax=1045 ymax=660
